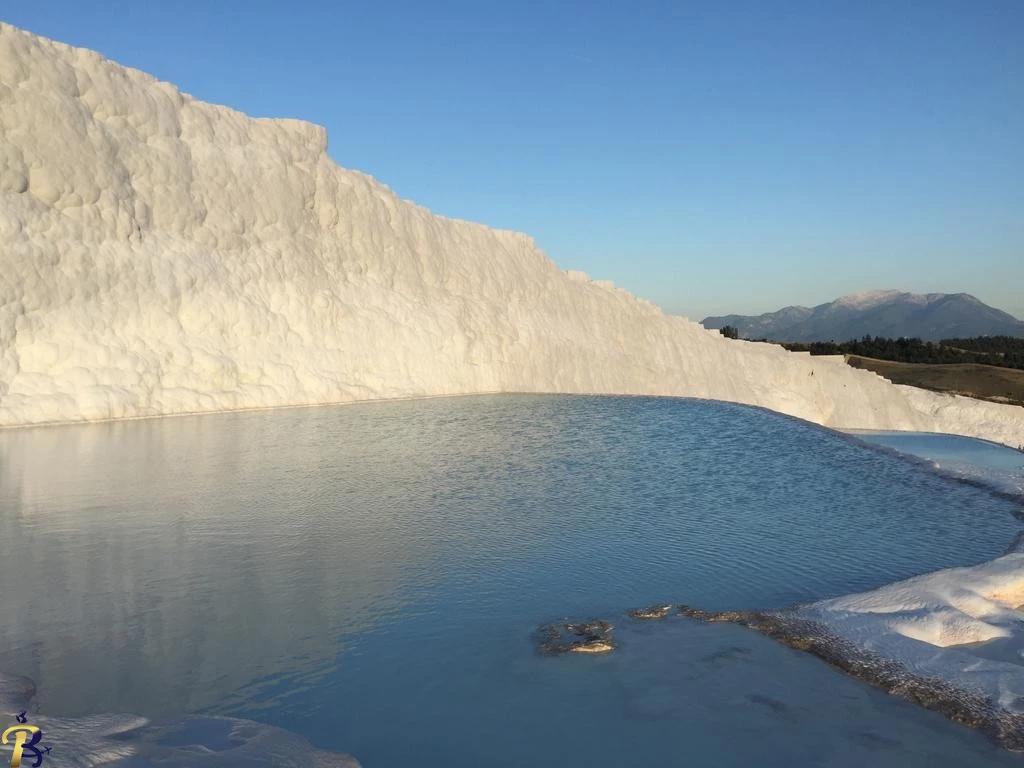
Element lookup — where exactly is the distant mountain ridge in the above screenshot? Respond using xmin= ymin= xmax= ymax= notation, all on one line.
xmin=702 ymin=291 xmax=1024 ymax=342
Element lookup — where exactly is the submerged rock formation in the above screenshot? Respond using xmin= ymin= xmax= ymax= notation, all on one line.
xmin=537 ymin=598 xmax=1024 ymax=747
xmin=536 ymin=620 xmax=616 ymax=655
xmin=628 ymin=604 xmax=674 ymax=620
xmin=677 ymin=603 xmax=1024 ymax=751
xmin=1 ymin=22 xmax=1022 ymax=446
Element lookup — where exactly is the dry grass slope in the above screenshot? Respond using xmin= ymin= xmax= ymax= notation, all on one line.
xmin=846 ymin=356 xmax=1024 ymax=407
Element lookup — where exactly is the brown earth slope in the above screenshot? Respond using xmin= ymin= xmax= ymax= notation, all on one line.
xmin=846 ymin=356 xmax=1024 ymax=407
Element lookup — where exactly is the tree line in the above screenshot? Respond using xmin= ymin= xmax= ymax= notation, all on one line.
xmin=780 ymin=335 xmax=1024 ymax=370
xmin=716 ymin=328 xmax=1024 ymax=370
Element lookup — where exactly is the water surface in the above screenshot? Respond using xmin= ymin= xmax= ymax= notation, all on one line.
xmin=1 ymin=395 xmax=1021 ymax=766
xmin=852 ymin=429 xmax=1024 ymax=498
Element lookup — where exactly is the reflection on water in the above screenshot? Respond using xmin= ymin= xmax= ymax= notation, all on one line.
xmin=1 ymin=395 xmax=1022 ymax=766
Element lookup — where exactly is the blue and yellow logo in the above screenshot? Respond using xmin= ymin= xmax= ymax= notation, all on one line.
xmin=2 ymin=712 xmax=50 ymax=768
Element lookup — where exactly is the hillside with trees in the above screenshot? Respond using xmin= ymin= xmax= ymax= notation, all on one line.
xmin=778 ymin=336 xmax=1024 ymax=371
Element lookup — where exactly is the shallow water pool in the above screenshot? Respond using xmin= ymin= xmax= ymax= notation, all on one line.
xmin=851 ymin=429 xmax=1024 ymax=498
xmin=1 ymin=395 xmax=1022 ymax=766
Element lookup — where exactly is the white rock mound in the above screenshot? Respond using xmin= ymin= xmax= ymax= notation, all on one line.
xmin=801 ymin=554 xmax=1024 ymax=713
xmin=1 ymin=23 xmax=1022 ymax=445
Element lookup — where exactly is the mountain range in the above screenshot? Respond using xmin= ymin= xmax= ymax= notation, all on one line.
xmin=702 ymin=291 xmax=1024 ymax=342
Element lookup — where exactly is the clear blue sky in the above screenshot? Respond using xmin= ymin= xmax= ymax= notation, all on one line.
xmin=4 ymin=1 xmax=1022 ymax=320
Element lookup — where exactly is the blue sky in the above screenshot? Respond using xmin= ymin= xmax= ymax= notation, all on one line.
xmin=4 ymin=1 xmax=1022 ymax=320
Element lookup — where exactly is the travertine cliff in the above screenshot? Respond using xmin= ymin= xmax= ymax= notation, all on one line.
xmin=1 ymin=23 xmax=1021 ymax=446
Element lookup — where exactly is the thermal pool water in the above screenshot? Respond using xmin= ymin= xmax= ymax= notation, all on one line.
xmin=2 ymin=395 xmax=1022 ymax=766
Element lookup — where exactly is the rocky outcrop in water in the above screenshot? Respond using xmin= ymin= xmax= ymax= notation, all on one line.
xmin=538 ymin=600 xmax=1024 ymax=750
xmin=627 ymin=604 xmax=673 ymax=620
xmin=536 ymin=620 xmax=616 ymax=655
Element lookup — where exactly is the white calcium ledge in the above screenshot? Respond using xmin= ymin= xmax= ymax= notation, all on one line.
xmin=0 ymin=23 xmax=1022 ymax=448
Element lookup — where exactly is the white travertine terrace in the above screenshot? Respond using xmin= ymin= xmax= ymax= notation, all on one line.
xmin=0 ymin=23 xmax=1022 ymax=445
xmin=800 ymin=553 xmax=1024 ymax=713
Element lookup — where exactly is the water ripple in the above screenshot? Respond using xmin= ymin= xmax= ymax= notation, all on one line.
xmin=0 ymin=394 xmax=1020 ymax=766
